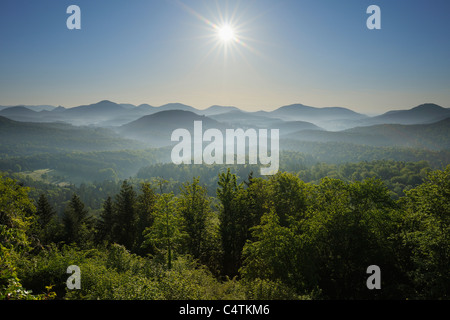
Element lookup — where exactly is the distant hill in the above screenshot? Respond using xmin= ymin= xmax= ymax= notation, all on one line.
xmin=0 ymin=101 xmax=131 ymax=125
xmin=270 ymin=120 xmax=323 ymax=135
xmin=198 ymin=105 xmax=241 ymax=116
xmin=119 ymin=110 xmax=226 ymax=147
xmin=56 ymin=100 xmax=131 ymax=126
xmin=364 ymin=103 xmax=450 ymax=125
xmin=1 ymin=106 xmax=38 ymax=114
xmin=160 ymin=103 xmax=198 ymax=112
xmin=209 ymin=109 xmax=323 ymax=133
xmin=0 ymin=106 xmax=40 ymax=122
xmin=256 ymin=104 xmax=368 ymax=131
xmin=209 ymin=110 xmax=281 ymax=128
xmin=64 ymin=100 xmax=127 ymax=116
xmin=284 ymin=117 xmax=450 ymax=150
xmin=1 ymin=100 xmax=448 ymax=133
xmin=269 ymin=104 xmax=368 ymax=121
xmin=0 ymin=105 xmax=56 ymax=112
xmin=120 ymin=103 xmax=137 ymax=109
xmin=0 ymin=115 xmax=144 ymax=155
xmin=134 ymin=104 xmax=157 ymax=113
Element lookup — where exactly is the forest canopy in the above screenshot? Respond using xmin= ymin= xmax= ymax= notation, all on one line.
xmin=1 ymin=164 xmax=449 ymax=300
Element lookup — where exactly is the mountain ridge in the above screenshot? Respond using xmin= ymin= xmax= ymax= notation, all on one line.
xmin=0 ymin=101 xmax=447 ymax=131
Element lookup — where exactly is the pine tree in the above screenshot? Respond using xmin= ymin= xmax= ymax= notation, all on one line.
xmin=112 ymin=180 xmax=137 ymax=250
xmin=36 ymin=194 xmax=55 ymax=228
xmin=135 ymin=182 xmax=157 ymax=253
xmin=96 ymin=196 xmax=114 ymax=243
xmin=217 ymin=168 xmax=244 ymax=277
xmin=35 ymin=194 xmax=58 ymax=244
xmin=63 ymin=193 xmax=92 ymax=245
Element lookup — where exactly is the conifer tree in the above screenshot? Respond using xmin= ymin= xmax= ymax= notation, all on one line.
xmin=63 ymin=193 xmax=93 ymax=245
xmin=217 ymin=169 xmax=244 ymax=276
xmin=35 ymin=193 xmax=59 ymax=244
xmin=112 ymin=180 xmax=137 ymax=250
xmin=36 ymin=194 xmax=55 ymax=228
xmin=135 ymin=182 xmax=157 ymax=253
xmin=96 ymin=196 xmax=114 ymax=244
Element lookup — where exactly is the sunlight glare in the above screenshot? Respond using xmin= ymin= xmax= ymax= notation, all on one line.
xmin=218 ymin=25 xmax=236 ymax=43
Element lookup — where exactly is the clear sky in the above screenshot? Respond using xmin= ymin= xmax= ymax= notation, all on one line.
xmin=1 ymin=0 xmax=449 ymax=113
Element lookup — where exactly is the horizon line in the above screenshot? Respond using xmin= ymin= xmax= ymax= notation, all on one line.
xmin=0 ymin=100 xmax=447 ymax=115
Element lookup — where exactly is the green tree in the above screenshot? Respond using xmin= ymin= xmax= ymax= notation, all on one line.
xmin=34 ymin=194 xmax=62 ymax=245
xmin=96 ymin=196 xmax=114 ymax=244
xmin=217 ymin=169 xmax=244 ymax=277
xmin=143 ymin=193 xmax=185 ymax=269
xmin=63 ymin=193 xmax=94 ymax=246
xmin=241 ymin=209 xmax=300 ymax=287
xmin=241 ymin=173 xmax=315 ymax=295
xmin=267 ymin=172 xmax=310 ymax=227
xmin=307 ymin=178 xmax=401 ymax=299
xmin=400 ymin=165 xmax=450 ymax=299
xmin=36 ymin=194 xmax=55 ymax=228
xmin=112 ymin=180 xmax=138 ymax=250
xmin=0 ymin=176 xmax=44 ymax=299
xmin=135 ymin=182 xmax=157 ymax=254
xmin=178 ymin=177 xmax=212 ymax=262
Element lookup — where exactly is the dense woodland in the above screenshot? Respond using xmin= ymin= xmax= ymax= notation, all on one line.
xmin=1 ymin=162 xmax=449 ymax=300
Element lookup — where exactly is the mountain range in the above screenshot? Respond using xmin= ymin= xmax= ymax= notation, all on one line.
xmin=0 ymin=101 xmax=449 ymax=150
xmin=2 ymin=101 xmax=449 ymax=129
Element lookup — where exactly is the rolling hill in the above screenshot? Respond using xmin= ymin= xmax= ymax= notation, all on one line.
xmin=363 ymin=103 xmax=450 ymax=126
xmin=198 ymin=105 xmax=241 ymax=116
xmin=119 ymin=110 xmax=226 ymax=147
xmin=1 ymin=100 xmax=448 ymax=138
xmin=268 ymin=104 xmax=368 ymax=121
xmin=0 ymin=106 xmax=41 ymax=122
xmin=284 ymin=116 xmax=450 ymax=150
xmin=0 ymin=115 xmax=144 ymax=155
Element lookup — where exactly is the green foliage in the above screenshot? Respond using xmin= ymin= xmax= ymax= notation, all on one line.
xmin=217 ymin=169 xmax=246 ymax=276
xmin=178 ymin=177 xmax=217 ymax=265
xmin=142 ymin=193 xmax=185 ymax=269
xmin=62 ymin=194 xmax=95 ymax=247
xmin=400 ymin=165 xmax=450 ymax=299
xmin=0 ymin=148 xmax=169 ymax=184
xmin=243 ymin=278 xmax=306 ymax=300
xmin=305 ymin=178 xmax=402 ymax=299
xmin=0 ymin=120 xmax=145 ymax=157
xmin=0 ymin=176 xmax=56 ymax=299
xmin=111 ymin=181 xmax=138 ymax=250
xmin=242 ymin=174 xmax=408 ymax=299
xmin=2 ymin=164 xmax=450 ymax=300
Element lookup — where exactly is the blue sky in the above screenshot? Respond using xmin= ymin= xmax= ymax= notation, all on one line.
xmin=1 ymin=0 xmax=449 ymax=113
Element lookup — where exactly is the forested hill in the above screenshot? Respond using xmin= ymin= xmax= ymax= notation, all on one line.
xmin=283 ymin=117 xmax=450 ymax=150
xmin=0 ymin=116 xmax=145 ymax=155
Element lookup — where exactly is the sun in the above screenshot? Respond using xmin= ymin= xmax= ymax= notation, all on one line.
xmin=175 ymin=1 xmax=261 ymax=62
xmin=217 ymin=24 xmax=236 ymax=43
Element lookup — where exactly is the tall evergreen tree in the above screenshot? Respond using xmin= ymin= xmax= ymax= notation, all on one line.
xmin=135 ymin=182 xmax=157 ymax=253
xmin=36 ymin=194 xmax=55 ymax=228
xmin=63 ymin=193 xmax=93 ymax=246
xmin=35 ymin=194 xmax=59 ymax=245
xmin=96 ymin=196 xmax=114 ymax=244
xmin=112 ymin=180 xmax=137 ymax=250
xmin=217 ymin=169 xmax=244 ymax=277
